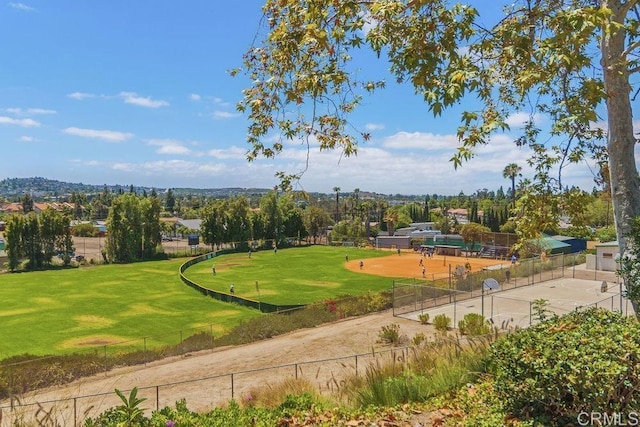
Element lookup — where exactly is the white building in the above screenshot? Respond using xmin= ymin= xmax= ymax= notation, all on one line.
xmin=587 ymin=241 xmax=620 ymax=272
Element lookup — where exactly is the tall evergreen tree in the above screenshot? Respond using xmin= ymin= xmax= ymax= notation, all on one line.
xmin=165 ymin=188 xmax=176 ymax=213
xmin=21 ymin=192 xmax=34 ymax=213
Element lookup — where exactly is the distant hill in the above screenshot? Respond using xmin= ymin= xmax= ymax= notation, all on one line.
xmin=0 ymin=177 xmax=273 ymax=200
xmin=0 ymin=177 xmax=420 ymax=203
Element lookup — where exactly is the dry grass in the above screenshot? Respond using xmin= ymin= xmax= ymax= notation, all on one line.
xmin=240 ymin=377 xmax=322 ymax=408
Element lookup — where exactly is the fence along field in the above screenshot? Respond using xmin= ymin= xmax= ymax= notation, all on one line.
xmin=392 ymin=252 xmax=633 ymax=328
xmin=0 ymin=245 xmax=398 ymax=357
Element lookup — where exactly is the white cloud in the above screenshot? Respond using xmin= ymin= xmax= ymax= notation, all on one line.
xmin=112 ymin=163 xmax=137 ymax=172
xmin=91 ymin=131 xmax=597 ymax=195
xmin=189 ymin=93 xmax=201 ymax=101
xmin=592 ymin=119 xmax=640 ymax=134
xmin=63 ymin=127 xmax=134 ymax=142
xmin=67 ymin=92 xmax=95 ymax=100
xmin=111 ymin=160 xmax=228 ymax=176
xmin=18 ymin=136 xmax=34 ymax=142
xmin=475 ymin=134 xmax=520 ymax=155
xmin=242 ymin=129 xmax=544 ymax=194
xmin=27 ymin=108 xmax=56 ymax=115
xmin=119 ymin=92 xmax=169 ymax=108
xmin=0 ymin=116 xmax=40 ymax=127
xmin=212 ymin=110 xmax=240 ymax=120
xmin=381 ymin=131 xmax=459 ymax=150
xmin=146 ymin=139 xmax=191 ymax=155
xmin=207 ymin=146 xmax=247 ymax=160
xmin=69 ymin=159 xmax=102 ymax=166
xmin=8 ymin=2 xmax=35 ymax=11
xmin=364 ymin=123 xmax=385 ymax=131
xmin=505 ymin=112 xmax=545 ymax=128
xmin=6 ymin=107 xmax=56 ymax=115
xmin=359 ymin=11 xmax=377 ymax=36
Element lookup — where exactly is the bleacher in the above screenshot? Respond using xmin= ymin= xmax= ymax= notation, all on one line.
xmin=478 ymin=245 xmax=510 ymax=259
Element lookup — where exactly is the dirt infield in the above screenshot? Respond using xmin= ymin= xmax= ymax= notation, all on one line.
xmin=345 ymin=249 xmax=509 ymax=280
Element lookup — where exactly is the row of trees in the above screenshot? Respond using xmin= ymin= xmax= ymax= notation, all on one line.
xmin=4 ymin=191 xmax=164 ymax=269
xmin=200 ymin=191 xmax=334 ymax=249
xmin=2 ymin=179 xmax=616 ymax=271
xmin=4 ymin=209 xmax=73 ymax=271
xmin=105 ymin=193 xmax=162 ymax=263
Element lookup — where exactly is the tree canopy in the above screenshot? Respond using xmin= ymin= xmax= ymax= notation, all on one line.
xmin=236 ymin=0 xmax=638 ymax=270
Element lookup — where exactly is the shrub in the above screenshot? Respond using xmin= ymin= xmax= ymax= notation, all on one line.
xmin=72 ymin=222 xmax=99 ymax=237
xmin=351 ymin=337 xmax=492 ymax=407
xmin=417 ymin=313 xmax=430 ymax=324
xmin=457 ymin=313 xmax=491 ymax=336
xmin=490 ymin=308 xmax=640 ymax=424
xmin=241 ymin=379 xmax=319 ymax=409
xmin=114 ymin=387 xmax=148 ymax=427
xmin=214 ymin=303 xmax=339 ymax=347
xmin=334 ymin=291 xmax=392 ymax=317
xmin=432 ymin=314 xmax=451 ymax=332
xmin=0 ymin=353 xmax=105 ymax=399
xmin=531 ymin=298 xmax=554 ymax=323
xmin=412 ymin=332 xmax=427 ymax=346
xmin=377 ymin=323 xmax=405 ymax=345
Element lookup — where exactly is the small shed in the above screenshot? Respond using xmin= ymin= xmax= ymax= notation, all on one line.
xmin=589 ymin=241 xmax=620 ymax=272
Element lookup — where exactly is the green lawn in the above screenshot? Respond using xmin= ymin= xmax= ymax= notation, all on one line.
xmin=182 ymin=245 xmax=397 ymax=305
xmin=0 ymin=246 xmax=396 ymax=358
xmin=0 ymin=258 xmax=261 ymax=357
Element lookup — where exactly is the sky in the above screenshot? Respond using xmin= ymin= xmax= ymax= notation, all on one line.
xmin=0 ymin=1 xmax=636 ymax=196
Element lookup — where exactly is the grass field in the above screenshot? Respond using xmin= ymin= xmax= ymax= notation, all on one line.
xmin=182 ymin=246 xmax=398 ymax=305
xmin=0 ymin=246 xmax=397 ymax=358
xmin=0 ymin=258 xmax=262 ymax=357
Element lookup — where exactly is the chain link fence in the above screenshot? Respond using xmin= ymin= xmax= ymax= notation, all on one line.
xmin=0 ymin=346 xmax=411 ymax=427
xmin=393 ymin=253 xmax=628 ymax=325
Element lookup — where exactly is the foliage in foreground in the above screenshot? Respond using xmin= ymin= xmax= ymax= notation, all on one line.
xmin=348 ymin=334 xmax=493 ymax=408
xmin=457 ymin=313 xmax=491 ymax=336
xmin=490 ymin=307 xmax=640 ymax=424
xmin=85 ymin=396 xmax=431 ymax=427
xmin=80 ymin=308 xmax=640 ymax=426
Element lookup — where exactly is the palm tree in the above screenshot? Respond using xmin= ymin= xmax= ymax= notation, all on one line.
xmin=377 ymin=199 xmax=388 ymax=226
xmin=361 ymin=200 xmax=372 ymax=239
xmin=502 ymin=163 xmax=522 ymax=203
xmin=333 ymin=186 xmax=341 ymax=222
xmin=353 ymin=188 xmax=360 ymax=216
xmin=384 ymin=209 xmax=399 ymax=237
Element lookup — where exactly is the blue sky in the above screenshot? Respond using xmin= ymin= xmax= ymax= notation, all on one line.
xmin=0 ymin=1 xmax=631 ymax=195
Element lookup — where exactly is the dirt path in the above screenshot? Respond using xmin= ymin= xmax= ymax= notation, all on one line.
xmin=1 ymin=310 xmax=434 ymax=425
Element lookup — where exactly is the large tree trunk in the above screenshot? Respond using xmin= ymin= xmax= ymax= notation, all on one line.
xmin=602 ymin=0 xmax=640 ymax=311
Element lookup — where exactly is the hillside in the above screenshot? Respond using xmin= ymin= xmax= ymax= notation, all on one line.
xmin=0 ymin=176 xmax=273 ymax=199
